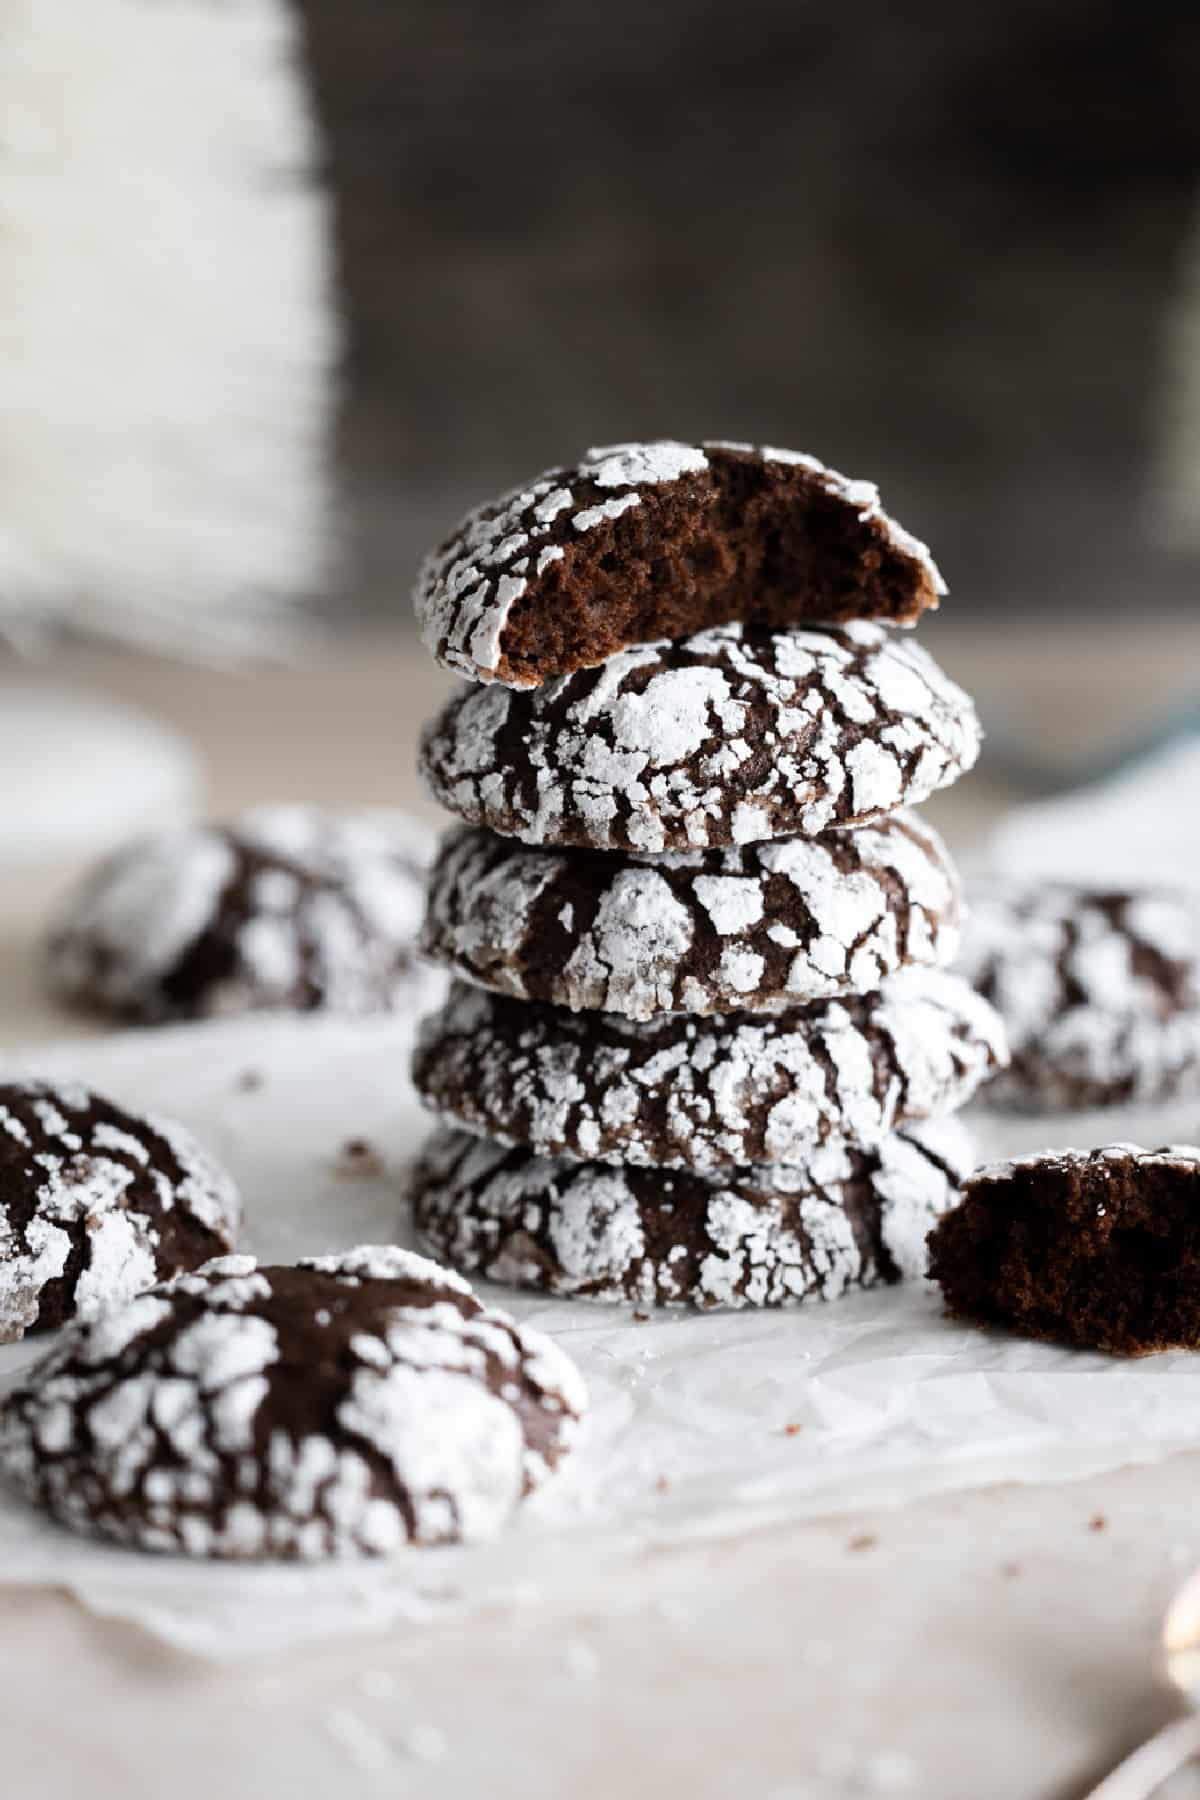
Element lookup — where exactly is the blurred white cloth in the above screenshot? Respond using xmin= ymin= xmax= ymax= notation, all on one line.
xmin=0 ymin=0 xmax=336 ymax=652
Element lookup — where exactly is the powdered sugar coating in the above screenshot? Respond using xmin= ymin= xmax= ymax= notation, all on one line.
xmin=412 ymin=970 xmax=1007 ymax=1172
xmin=414 ymin=440 xmax=945 ymax=687
xmin=47 ymin=805 xmax=441 ymax=1022
xmin=0 ymin=1245 xmax=586 ymax=1560
xmin=970 ymin=1142 xmax=1200 ymax=1188
xmin=958 ymin=881 xmax=1200 ymax=1111
xmin=420 ymin=811 xmax=961 ymax=1020
xmin=0 ymin=1080 xmax=239 ymax=1342
xmin=419 ymin=621 xmax=980 ymax=853
xmin=410 ymin=1118 xmax=973 ymax=1308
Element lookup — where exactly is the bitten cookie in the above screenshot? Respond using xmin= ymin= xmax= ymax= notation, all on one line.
xmin=0 ymin=1246 xmax=587 ymax=1558
xmin=928 ymin=1144 xmax=1200 ymax=1355
xmin=47 ymin=805 xmax=438 ymax=1023
xmin=415 ymin=440 xmax=945 ymax=687
xmin=0 ymin=1080 xmax=239 ymax=1341
xmin=410 ymin=1119 xmax=973 ymax=1308
xmin=412 ymin=971 xmax=1007 ymax=1171
xmin=958 ymin=882 xmax=1200 ymax=1111
xmin=420 ymin=811 xmax=961 ymax=1019
xmin=419 ymin=620 xmax=980 ymax=853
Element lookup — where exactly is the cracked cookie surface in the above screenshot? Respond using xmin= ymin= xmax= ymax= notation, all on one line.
xmin=419 ymin=621 xmax=979 ymax=853
xmin=47 ymin=804 xmax=438 ymax=1023
xmin=420 ymin=811 xmax=961 ymax=1019
xmin=412 ymin=971 xmax=1007 ymax=1171
xmin=410 ymin=1119 xmax=972 ymax=1308
xmin=0 ymin=1246 xmax=587 ymax=1558
xmin=415 ymin=440 xmax=944 ymax=687
xmin=959 ymin=882 xmax=1200 ymax=1111
xmin=0 ymin=1080 xmax=238 ymax=1342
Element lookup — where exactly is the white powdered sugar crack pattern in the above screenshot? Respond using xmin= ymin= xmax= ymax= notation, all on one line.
xmin=412 ymin=970 xmax=1008 ymax=1172
xmin=410 ymin=1119 xmax=974 ymax=1308
xmin=958 ymin=881 xmax=1200 ymax=1109
xmin=420 ymin=811 xmax=962 ymax=1019
xmin=0 ymin=1247 xmax=587 ymax=1560
xmin=414 ymin=439 xmax=944 ymax=687
xmin=48 ymin=805 xmax=441 ymax=1022
xmin=419 ymin=621 xmax=980 ymax=854
xmin=0 ymin=1081 xmax=239 ymax=1342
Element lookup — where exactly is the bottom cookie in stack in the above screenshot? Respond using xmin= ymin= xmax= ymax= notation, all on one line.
xmin=409 ymin=1118 xmax=974 ymax=1310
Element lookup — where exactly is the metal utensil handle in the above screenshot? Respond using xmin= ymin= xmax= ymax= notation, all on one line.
xmin=1084 ymin=1712 xmax=1200 ymax=1799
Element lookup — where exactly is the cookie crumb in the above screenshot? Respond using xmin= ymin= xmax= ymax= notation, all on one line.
xmin=848 ymin=1532 xmax=878 ymax=1552
xmin=1089 ymin=1513 xmax=1108 ymax=1533
xmin=632 ymin=1310 xmax=650 ymax=1322
xmin=336 ymin=1138 xmax=385 ymax=1178
xmin=781 ymin=1422 xmax=803 ymax=1437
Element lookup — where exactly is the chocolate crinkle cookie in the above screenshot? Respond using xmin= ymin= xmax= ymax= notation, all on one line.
xmin=418 ymin=620 xmax=980 ymax=854
xmin=0 ymin=1246 xmax=587 ymax=1558
xmin=415 ymin=440 xmax=945 ymax=687
xmin=412 ymin=970 xmax=1007 ymax=1172
xmin=47 ymin=805 xmax=439 ymax=1023
xmin=958 ymin=881 xmax=1200 ymax=1111
xmin=420 ymin=811 xmax=961 ymax=1019
xmin=928 ymin=1144 xmax=1200 ymax=1355
xmin=0 ymin=1080 xmax=239 ymax=1341
xmin=410 ymin=1119 xmax=973 ymax=1309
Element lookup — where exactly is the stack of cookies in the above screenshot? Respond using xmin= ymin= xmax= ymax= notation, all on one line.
xmin=407 ymin=441 xmax=1008 ymax=1309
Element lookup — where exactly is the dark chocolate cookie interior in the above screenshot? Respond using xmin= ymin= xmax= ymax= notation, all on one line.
xmin=929 ymin=1150 xmax=1200 ymax=1355
xmin=498 ymin=447 xmax=936 ymax=682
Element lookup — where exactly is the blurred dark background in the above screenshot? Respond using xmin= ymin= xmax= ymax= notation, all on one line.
xmin=297 ymin=0 xmax=1200 ymax=616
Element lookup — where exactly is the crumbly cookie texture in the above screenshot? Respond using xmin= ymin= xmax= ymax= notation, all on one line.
xmin=928 ymin=1144 xmax=1200 ymax=1355
xmin=410 ymin=1118 xmax=973 ymax=1309
xmin=412 ymin=970 xmax=1007 ymax=1172
xmin=0 ymin=1246 xmax=587 ymax=1559
xmin=958 ymin=881 xmax=1200 ymax=1111
xmin=47 ymin=804 xmax=439 ymax=1023
xmin=420 ymin=811 xmax=961 ymax=1020
xmin=415 ymin=440 xmax=945 ymax=688
xmin=0 ymin=1080 xmax=238 ymax=1342
xmin=419 ymin=620 xmax=980 ymax=854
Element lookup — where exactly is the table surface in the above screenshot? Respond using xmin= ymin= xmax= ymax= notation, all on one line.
xmin=3 ymin=612 xmax=1200 ymax=1800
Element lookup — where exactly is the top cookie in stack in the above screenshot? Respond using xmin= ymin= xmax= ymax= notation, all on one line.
xmin=414 ymin=440 xmax=944 ymax=689
xmin=409 ymin=441 xmax=1007 ymax=1310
